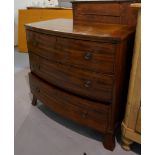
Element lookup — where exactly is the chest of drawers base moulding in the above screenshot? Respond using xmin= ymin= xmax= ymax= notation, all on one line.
xmin=25 ymin=18 xmax=135 ymax=151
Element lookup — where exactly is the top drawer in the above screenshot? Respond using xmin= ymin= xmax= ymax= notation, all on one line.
xmin=26 ymin=30 xmax=115 ymax=74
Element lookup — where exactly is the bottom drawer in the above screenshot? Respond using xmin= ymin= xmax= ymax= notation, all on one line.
xmin=29 ymin=73 xmax=109 ymax=132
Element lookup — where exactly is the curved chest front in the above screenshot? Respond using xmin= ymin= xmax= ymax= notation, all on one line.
xmin=25 ymin=18 xmax=135 ymax=151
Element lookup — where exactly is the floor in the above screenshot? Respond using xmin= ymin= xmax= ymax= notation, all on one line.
xmin=14 ymin=47 xmax=141 ymax=155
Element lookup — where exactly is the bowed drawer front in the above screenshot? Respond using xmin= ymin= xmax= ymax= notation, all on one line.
xmin=29 ymin=52 xmax=114 ymax=103
xmin=25 ymin=16 xmax=136 ymax=151
xmin=29 ymin=73 xmax=109 ymax=132
xmin=27 ymin=30 xmax=115 ymax=74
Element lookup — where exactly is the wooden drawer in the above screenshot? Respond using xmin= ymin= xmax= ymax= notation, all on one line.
xmin=74 ymin=3 xmax=121 ymax=16
xmin=72 ymin=2 xmax=121 ymax=25
xmin=29 ymin=53 xmax=114 ymax=103
xmin=29 ymin=73 xmax=109 ymax=132
xmin=27 ymin=30 xmax=115 ymax=74
xmin=72 ymin=2 xmax=138 ymax=26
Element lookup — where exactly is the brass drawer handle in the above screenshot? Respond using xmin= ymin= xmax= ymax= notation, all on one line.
xmin=84 ymin=52 xmax=92 ymax=60
xmin=81 ymin=111 xmax=88 ymax=118
xmin=84 ymin=80 xmax=92 ymax=88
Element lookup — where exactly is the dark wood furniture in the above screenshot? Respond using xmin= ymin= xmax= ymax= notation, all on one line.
xmin=25 ymin=1 xmax=137 ymax=151
xmin=72 ymin=0 xmax=138 ymax=26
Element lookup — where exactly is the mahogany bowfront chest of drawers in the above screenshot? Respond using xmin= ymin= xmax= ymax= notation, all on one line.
xmin=25 ymin=1 xmax=137 ymax=151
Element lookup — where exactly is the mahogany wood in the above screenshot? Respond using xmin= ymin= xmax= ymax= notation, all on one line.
xmin=72 ymin=1 xmax=138 ymax=27
xmin=29 ymin=52 xmax=114 ymax=102
xmin=25 ymin=19 xmax=135 ymax=43
xmin=29 ymin=73 xmax=109 ymax=133
xmin=103 ymin=133 xmax=115 ymax=151
xmin=25 ymin=1 xmax=137 ymax=151
xmin=27 ymin=30 xmax=115 ymax=74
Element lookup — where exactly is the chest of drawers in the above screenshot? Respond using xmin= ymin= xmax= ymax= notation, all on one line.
xmin=25 ymin=14 xmax=135 ymax=151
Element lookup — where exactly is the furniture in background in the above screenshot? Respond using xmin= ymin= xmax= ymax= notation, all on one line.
xmin=72 ymin=0 xmax=138 ymax=26
xmin=25 ymin=0 xmax=138 ymax=151
xmin=18 ymin=7 xmax=72 ymax=52
xmin=121 ymin=3 xmax=141 ymax=150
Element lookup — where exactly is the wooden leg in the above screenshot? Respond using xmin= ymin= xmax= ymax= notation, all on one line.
xmin=121 ymin=136 xmax=133 ymax=151
xmin=31 ymin=95 xmax=37 ymax=106
xmin=103 ymin=133 xmax=115 ymax=151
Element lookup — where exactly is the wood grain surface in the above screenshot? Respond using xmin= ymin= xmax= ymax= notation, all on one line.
xmin=26 ymin=1 xmax=138 ymax=151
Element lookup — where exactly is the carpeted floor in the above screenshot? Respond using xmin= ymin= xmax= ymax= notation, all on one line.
xmin=14 ymin=48 xmax=141 ymax=155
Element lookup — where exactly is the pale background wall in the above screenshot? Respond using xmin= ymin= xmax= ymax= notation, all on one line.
xmin=14 ymin=0 xmax=71 ymax=46
xmin=14 ymin=0 xmax=30 ymax=46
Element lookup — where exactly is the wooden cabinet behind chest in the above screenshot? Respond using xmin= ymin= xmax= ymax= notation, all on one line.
xmin=72 ymin=1 xmax=138 ymax=26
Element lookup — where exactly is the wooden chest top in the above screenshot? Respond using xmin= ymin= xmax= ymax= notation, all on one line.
xmin=25 ymin=18 xmax=134 ymax=43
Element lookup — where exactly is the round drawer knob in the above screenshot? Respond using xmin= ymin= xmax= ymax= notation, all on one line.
xmin=84 ymin=52 xmax=92 ymax=60
xmin=84 ymin=80 xmax=92 ymax=88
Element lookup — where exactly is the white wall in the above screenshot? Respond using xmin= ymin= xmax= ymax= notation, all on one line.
xmin=14 ymin=0 xmax=30 ymax=45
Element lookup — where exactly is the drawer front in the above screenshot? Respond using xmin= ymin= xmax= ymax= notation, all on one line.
xmin=72 ymin=2 xmax=137 ymax=26
xmin=29 ymin=73 xmax=109 ymax=132
xmin=74 ymin=3 xmax=121 ymax=16
xmin=29 ymin=53 xmax=114 ymax=103
xmin=27 ymin=30 xmax=115 ymax=74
